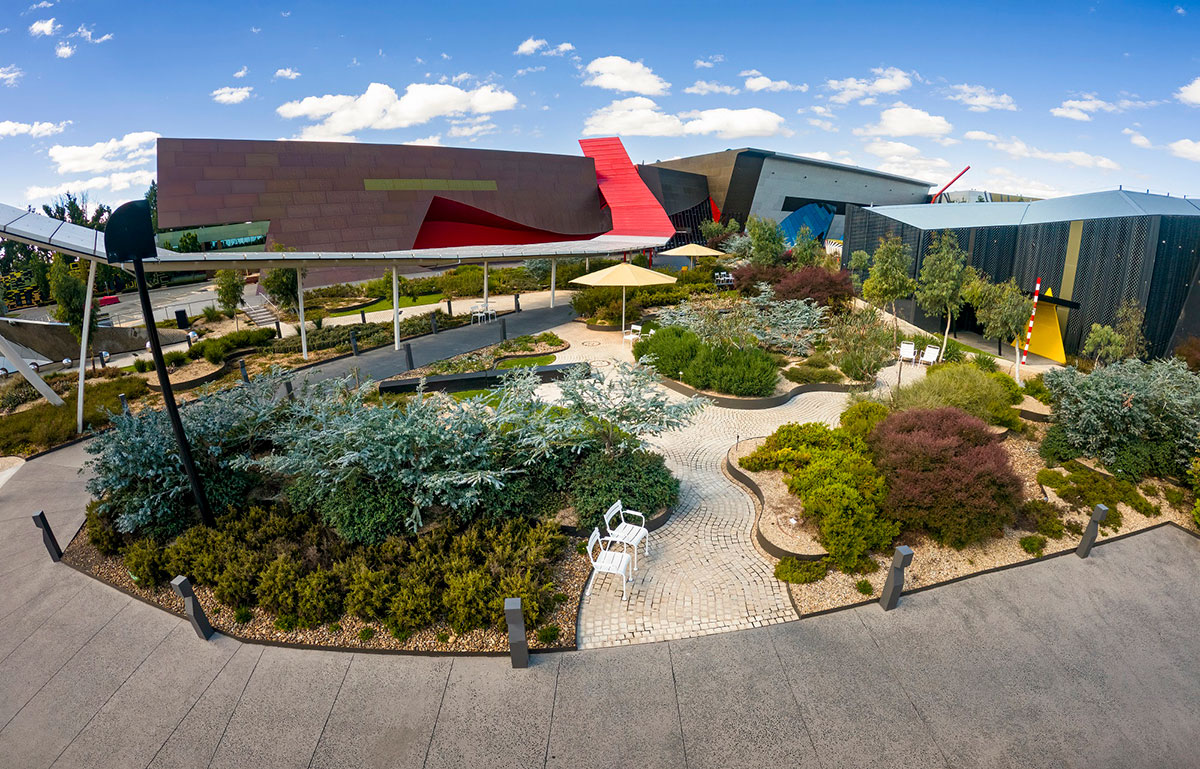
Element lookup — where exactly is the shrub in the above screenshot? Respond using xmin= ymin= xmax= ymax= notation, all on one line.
xmin=537 ymin=625 xmax=561 ymax=644
xmin=571 ymin=449 xmax=679 ymax=530
xmin=1039 ymin=424 xmax=1080 ymax=466
xmin=0 ymin=375 xmax=149 ymax=457
xmin=234 ymin=607 xmax=252 ymax=624
xmin=1020 ymin=535 xmax=1047 ymax=557
xmin=390 ymin=574 xmax=439 ymax=630
xmin=165 ymin=526 xmax=231 ymax=585
xmin=202 ymin=305 xmax=223 ymax=322
xmin=1042 ymin=461 xmax=1161 ymax=527
xmin=889 ymin=363 xmax=1020 ymax=429
xmin=828 ymin=306 xmax=893 ymax=382
xmin=683 ymin=343 xmax=778 ymax=397
xmin=632 ymin=326 xmax=702 ymax=378
xmin=1022 ymin=373 xmax=1052 ymax=405
xmin=133 ymin=357 xmax=153 ymax=373
xmin=817 ymin=502 xmax=899 ymax=572
xmin=988 ymin=372 xmax=1023 ymax=405
xmin=1043 ymin=359 xmax=1200 ymax=479
xmin=773 ymin=266 xmax=854 ymax=310
xmin=292 ymin=474 xmax=414 ymax=546
xmin=442 ymin=569 xmax=494 ymax=634
xmin=163 ymin=350 xmax=189 ymax=368
xmin=774 ymin=557 xmax=828 ymax=584
xmin=1175 ymin=335 xmax=1200 ymax=371
xmin=214 ymin=551 xmax=260 ymax=608
xmin=123 ymin=539 xmax=166 ymax=587
xmin=85 ymin=500 xmax=123 ymax=556
xmin=732 ymin=264 xmax=789 ymax=294
xmin=296 ymin=569 xmax=343 ymax=628
xmin=839 ymin=401 xmax=889 ymax=441
xmin=870 ymin=407 xmax=1022 ymax=548
xmin=1107 ymin=439 xmax=1177 ymax=483
xmin=1017 ymin=499 xmax=1066 ymax=538
xmin=855 ymin=579 xmax=873 ymax=595
xmin=969 ymin=353 xmax=999 ymax=373
xmin=783 ymin=364 xmax=842 ymax=385
xmin=275 ymin=614 xmax=298 ymax=632
xmin=257 ymin=555 xmax=300 ymax=615
xmin=358 ymin=627 xmax=375 ymax=641
xmin=344 ymin=567 xmax=392 ymax=621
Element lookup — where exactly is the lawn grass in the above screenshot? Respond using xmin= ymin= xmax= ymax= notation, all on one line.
xmin=328 ymin=293 xmax=443 ymax=317
xmin=496 ymin=354 xmax=555 ymax=370
xmin=0 ymin=376 xmax=150 ymax=457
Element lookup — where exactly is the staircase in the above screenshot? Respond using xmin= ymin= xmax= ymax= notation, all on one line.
xmin=244 ymin=303 xmax=278 ymax=327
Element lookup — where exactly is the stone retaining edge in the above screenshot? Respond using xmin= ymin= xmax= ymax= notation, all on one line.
xmin=659 ymin=376 xmax=871 ymax=410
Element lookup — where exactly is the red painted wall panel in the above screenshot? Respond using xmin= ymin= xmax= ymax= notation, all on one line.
xmin=578 ymin=137 xmax=675 ymax=238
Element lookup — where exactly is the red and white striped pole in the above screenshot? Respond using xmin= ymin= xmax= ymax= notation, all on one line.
xmin=1021 ymin=277 xmax=1041 ymax=367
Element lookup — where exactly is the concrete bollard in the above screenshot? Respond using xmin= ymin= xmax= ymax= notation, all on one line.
xmin=504 ymin=597 xmax=529 ymax=669
xmin=171 ymin=576 xmax=215 ymax=640
xmin=1076 ymin=504 xmax=1109 ymax=559
xmin=514 ymin=294 xmax=521 ymax=313
xmin=274 ymin=320 xmax=282 ymax=339
xmin=446 ymin=298 xmax=453 ymax=316
xmin=431 ymin=314 xmax=439 ymax=334
xmin=32 ymin=511 xmax=62 ymax=562
xmin=404 ymin=342 xmax=414 ymax=371
xmin=283 ymin=380 xmax=295 ymax=401
xmin=359 ymin=310 xmax=366 ymax=324
xmin=118 ymin=393 xmax=129 ymax=414
xmin=349 ymin=329 xmax=360 ymax=356
xmin=500 ymin=317 xmax=508 ymax=341
xmin=879 ymin=545 xmax=914 ymax=611
xmin=239 ymin=359 xmax=249 ymax=383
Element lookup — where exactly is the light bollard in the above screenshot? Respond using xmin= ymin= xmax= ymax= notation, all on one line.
xmin=514 ymin=294 xmax=521 ymax=313
xmin=879 ymin=545 xmax=914 ymax=611
xmin=171 ymin=576 xmax=215 ymax=640
xmin=431 ymin=314 xmax=439 ymax=334
xmin=404 ymin=342 xmax=415 ymax=371
xmin=239 ymin=359 xmax=249 ymax=383
xmin=349 ymin=329 xmax=360 ymax=356
xmin=500 ymin=317 xmax=508 ymax=341
xmin=1076 ymin=504 xmax=1109 ymax=559
xmin=32 ymin=511 xmax=62 ymax=562
xmin=504 ymin=597 xmax=529 ymax=669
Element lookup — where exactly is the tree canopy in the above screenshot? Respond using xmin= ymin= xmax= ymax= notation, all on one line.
xmin=915 ymin=230 xmax=968 ymax=360
xmin=861 ymin=236 xmax=916 ymax=345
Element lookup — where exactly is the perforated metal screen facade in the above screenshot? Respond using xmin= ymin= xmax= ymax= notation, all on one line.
xmin=1150 ymin=216 xmax=1200 ymax=356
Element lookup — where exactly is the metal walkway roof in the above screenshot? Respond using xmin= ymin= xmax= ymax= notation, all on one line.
xmin=0 ymin=202 xmax=668 ymax=271
xmin=866 ymin=189 xmax=1200 ymax=230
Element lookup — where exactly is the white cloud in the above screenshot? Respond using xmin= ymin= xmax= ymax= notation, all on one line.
xmin=807 ymin=118 xmax=836 ymax=132
xmin=694 ymin=59 xmax=713 ymax=69
xmin=739 ymin=69 xmax=807 ymax=92
xmin=1177 ymin=76 xmax=1200 ymax=106
xmin=515 ymin=66 xmax=545 ymax=76
xmin=854 ymin=103 xmax=952 ymax=138
xmin=0 ymin=119 xmax=70 ymax=138
xmin=25 ymin=170 xmax=155 ymax=202
xmin=863 ymin=139 xmax=950 ymax=180
xmin=0 ymin=65 xmax=23 ymax=86
xmin=212 ymin=86 xmax=253 ymax=104
xmin=582 ymin=97 xmax=789 ymax=139
xmin=1123 ymin=127 xmax=1152 ymax=148
xmin=251 ymin=26 xmax=261 ymax=34
xmin=547 ymin=42 xmax=574 ymax=56
xmin=46 ymin=131 xmax=159 ymax=174
xmin=274 ymin=67 xmax=301 ymax=80
xmin=440 ymin=53 xmax=450 ymax=60
xmin=54 ymin=41 xmax=73 ymax=58
xmin=1175 ymin=5 xmax=1187 ymax=14
xmin=684 ymin=80 xmax=739 ymax=95
xmin=515 ymin=37 xmax=546 ymax=55
xmin=281 ymin=10 xmax=291 ymax=16
xmin=976 ymin=167 xmax=1069 ymax=198
xmin=29 ymin=18 xmax=59 ymax=36
xmin=405 ymin=135 xmax=442 ymax=146
xmin=27 ymin=2 xmax=55 ymax=9
xmin=1050 ymin=94 xmax=1116 ymax=121
xmin=71 ymin=24 xmax=112 ymax=43
xmin=964 ymin=131 xmax=1119 ymax=170
xmin=583 ymin=56 xmax=670 ymax=95
xmin=826 ymin=66 xmax=911 ymax=105
xmin=946 ymin=83 xmax=1016 ymax=112
xmin=233 ymin=66 xmax=248 ymax=78
xmin=800 ymin=150 xmax=856 ymax=165
xmin=1168 ymin=139 xmax=1200 ymax=162
xmin=448 ymin=120 xmax=497 ymax=138
xmin=276 ymin=81 xmax=519 ymax=141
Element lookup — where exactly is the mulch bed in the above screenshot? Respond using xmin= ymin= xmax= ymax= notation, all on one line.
xmin=61 ymin=525 xmax=590 ymax=653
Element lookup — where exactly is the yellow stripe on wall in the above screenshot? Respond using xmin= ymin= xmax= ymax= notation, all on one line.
xmin=1057 ymin=219 xmax=1083 ymax=330
xmin=364 ymin=179 xmax=498 ymax=191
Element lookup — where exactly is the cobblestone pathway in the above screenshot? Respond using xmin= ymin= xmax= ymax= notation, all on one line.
xmin=545 ymin=322 xmax=915 ymax=648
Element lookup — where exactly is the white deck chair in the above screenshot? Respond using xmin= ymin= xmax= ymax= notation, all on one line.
xmin=898 ymin=340 xmax=916 ymax=364
xmin=585 ymin=528 xmax=632 ymax=601
xmin=623 ymin=323 xmax=642 ymax=346
xmin=603 ymin=500 xmax=648 ymax=571
xmin=919 ymin=345 xmax=940 ymax=365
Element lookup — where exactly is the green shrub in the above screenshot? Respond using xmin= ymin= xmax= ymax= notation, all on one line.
xmin=633 ymin=326 xmax=701 ymax=378
xmin=133 ymin=357 xmax=154 ymax=373
xmin=123 ymin=539 xmax=166 ymax=587
xmin=839 ymin=401 xmax=889 ymax=441
xmin=257 ymin=555 xmax=300 ymax=615
xmin=344 ymin=567 xmax=392 ymax=621
xmin=1107 ymin=439 xmax=1177 ymax=483
xmin=988 ymin=372 xmax=1023 ymax=405
xmin=274 ymin=614 xmax=297 ymax=632
xmin=571 ymin=449 xmax=679 ymax=530
xmin=1023 ymin=374 xmax=1052 ymax=405
xmin=1039 ymin=424 xmax=1081 ymax=466
xmin=296 ymin=569 xmax=343 ymax=628
xmin=234 ymin=607 xmax=252 ymax=624
xmin=1020 ymin=535 xmax=1047 ymax=557
xmin=1037 ymin=468 xmax=1068 ymax=490
xmin=85 ymin=500 xmax=123 ymax=556
xmin=969 ymin=353 xmax=999 ymax=373
xmin=358 ymin=626 xmax=375 ymax=641
xmin=214 ymin=551 xmax=260 ymax=608
xmin=1045 ymin=461 xmax=1163 ymax=528
xmin=828 ymin=306 xmax=892 ymax=382
xmin=1018 ymin=499 xmax=1065 ymax=538
xmin=889 ymin=363 xmax=1021 ymax=429
xmin=163 ymin=350 xmax=189 ymax=368
xmin=292 ymin=474 xmax=414 ymax=546
xmin=805 ymin=353 xmax=832 ymax=368
xmin=774 ymin=557 xmax=828 ymax=584
xmin=817 ymin=502 xmax=900 ymax=572
xmin=0 ymin=376 xmax=149 ymax=457
xmin=683 ymin=344 xmax=778 ymax=397
xmin=537 ymin=625 xmax=561 ymax=644
xmin=164 ymin=526 xmax=230 ymax=585
xmin=202 ymin=305 xmax=223 ymax=322
xmin=1162 ymin=485 xmax=1186 ymax=508
xmin=783 ymin=364 xmax=842 ymax=385
xmin=855 ymin=579 xmax=873 ymax=595
xmin=390 ymin=574 xmax=439 ymax=630
xmin=442 ymin=569 xmax=494 ymax=634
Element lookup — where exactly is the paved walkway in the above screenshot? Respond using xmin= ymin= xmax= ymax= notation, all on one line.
xmin=2 ymin=449 xmax=1199 ymax=767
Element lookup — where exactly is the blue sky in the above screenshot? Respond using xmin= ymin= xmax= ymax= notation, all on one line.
xmin=1 ymin=0 xmax=1198 ymax=209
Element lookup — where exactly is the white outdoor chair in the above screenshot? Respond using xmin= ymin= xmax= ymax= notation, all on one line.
xmin=919 ymin=345 xmax=940 ymax=365
xmin=603 ymin=500 xmax=649 ymax=571
xmin=898 ymin=340 xmax=916 ymax=364
xmin=623 ymin=323 xmax=642 ymax=346
xmin=585 ymin=528 xmax=633 ymax=601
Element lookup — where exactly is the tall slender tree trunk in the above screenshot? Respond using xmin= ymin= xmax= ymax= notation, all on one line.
xmin=941 ymin=312 xmax=952 ymax=362
xmin=890 ymin=300 xmax=900 ymax=347
xmin=1013 ymin=336 xmax=1022 ymax=385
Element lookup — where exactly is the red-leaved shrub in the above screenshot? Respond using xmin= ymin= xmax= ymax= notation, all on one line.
xmin=732 ymin=264 xmax=789 ymax=295
xmin=774 ymin=266 xmax=854 ymax=309
xmin=868 ymin=407 xmax=1022 ymax=548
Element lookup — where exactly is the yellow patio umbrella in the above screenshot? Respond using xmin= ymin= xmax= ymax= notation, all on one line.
xmin=658 ymin=242 xmax=724 ymax=268
xmin=569 ymin=262 xmax=676 ymax=331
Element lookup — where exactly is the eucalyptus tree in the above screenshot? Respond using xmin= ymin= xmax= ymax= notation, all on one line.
xmin=915 ymin=230 xmax=967 ymax=361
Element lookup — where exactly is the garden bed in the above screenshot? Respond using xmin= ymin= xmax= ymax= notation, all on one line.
xmin=657 ymin=376 xmax=868 ymax=410
xmin=60 ymin=522 xmax=588 ymax=654
xmin=400 ymin=333 xmax=569 ymax=379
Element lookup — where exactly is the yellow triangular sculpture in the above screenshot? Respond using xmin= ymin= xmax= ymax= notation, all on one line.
xmin=1009 ymin=287 xmax=1067 ymax=364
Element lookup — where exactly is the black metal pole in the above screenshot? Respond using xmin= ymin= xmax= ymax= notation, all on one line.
xmin=132 ymin=259 xmax=215 ymax=527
